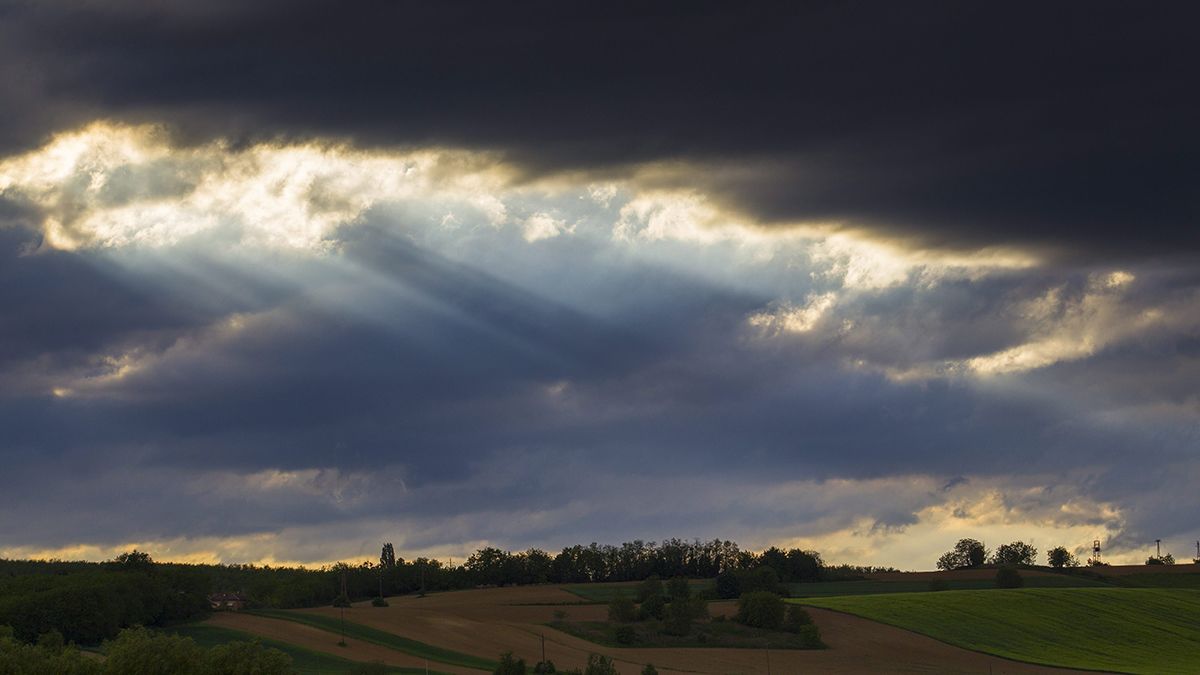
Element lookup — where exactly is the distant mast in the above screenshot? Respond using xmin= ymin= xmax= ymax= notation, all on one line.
xmin=1092 ymin=539 xmax=1102 ymax=565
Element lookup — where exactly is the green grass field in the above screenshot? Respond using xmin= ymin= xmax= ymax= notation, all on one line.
xmin=249 ymin=610 xmax=496 ymax=671
xmin=786 ymin=574 xmax=1107 ymax=597
xmin=1109 ymin=572 xmax=1200 ymax=589
xmin=171 ymin=624 xmax=451 ymax=675
xmin=798 ymin=588 xmax=1200 ymax=674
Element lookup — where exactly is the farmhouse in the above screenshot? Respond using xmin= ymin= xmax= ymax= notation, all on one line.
xmin=208 ymin=591 xmax=248 ymax=611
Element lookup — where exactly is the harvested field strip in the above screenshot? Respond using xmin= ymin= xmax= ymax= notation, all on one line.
xmin=249 ymin=610 xmax=497 ymax=671
xmin=800 ymin=588 xmax=1200 ymax=674
xmin=788 ymin=574 xmax=1107 ymax=597
xmin=173 ymin=623 xmax=451 ymax=675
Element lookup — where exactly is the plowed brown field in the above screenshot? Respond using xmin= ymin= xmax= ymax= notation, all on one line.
xmin=210 ymin=584 xmax=1108 ymax=674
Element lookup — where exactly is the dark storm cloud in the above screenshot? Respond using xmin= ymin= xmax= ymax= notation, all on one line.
xmin=0 ymin=218 xmax=1165 ymax=552
xmin=1 ymin=1 xmax=1196 ymax=258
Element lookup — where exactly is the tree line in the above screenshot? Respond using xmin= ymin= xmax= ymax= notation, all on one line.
xmin=0 ymin=538 xmax=878 ymax=646
xmin=935 ymin=538 xmax=1187 ymax=570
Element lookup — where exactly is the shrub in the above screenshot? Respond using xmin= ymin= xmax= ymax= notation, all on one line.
xmin=715 ymin=570 xmax=741 ymax=599
xmin=641 ymin=665 xmax=658 ymax=675
xmin=662 ymin=598 xmax=692 ymax=636
xmin=689 ymin=594 xmax=709 ymax=620
xmin=636 ymin=577 xmax=663 ymax=603
xmin=202 ymin=639 xmax=294 ymax=674
xmin=783 ymin=605 xmax=813 ymax=632
xmin=607 ymin=596 xmax=636 ymax=623
xmin=332 ymin=594 xmax=352 ymax=608
xmin=792 ymin=623 xmax=824 ymax=648
xmin=533 ymin=661 xmax=557 ymax=674
xmin=103 ymin=627 xmax=203 ymax=675
xmin=371 ymin=597 xmax=389 ymax=607
xmin=614 ymin=624 xmax=636 ymax=645
xmin=637 ymin=594 xmax=665 ymax=621
xmin=735 ymin=591 xmax=785 ymax=629
xmin=995 ymin=567 xmax=1023 ymax=588
xmin=584 ymin=654 xmax=618 ymax=675
xmin=495 ymin=651 xmax=528 ymax=675
xmin=552 ymin=609 xmax=568 ymax=621
xmin=0 ymin=627 xmax=102 ymax=675
xmin=666 ymin=577 xmax=690 ymax=601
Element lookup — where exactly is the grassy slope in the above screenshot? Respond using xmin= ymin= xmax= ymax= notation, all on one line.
xmin=799 ymin=588 xmax=1200 ymax=675
xmin=173 ymin=624 xmax=451 ymax=675
xmin=1109 ymin=572 xmax=1200 ymax=589
xmin=787 ymin=574 xmax=1107 ymax=597
xmin=249 ymin=610 xmax=496 ymax=671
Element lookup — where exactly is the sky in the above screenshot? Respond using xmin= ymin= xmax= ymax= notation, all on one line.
xmin=0 ymin=1 xmax=1198 ymax=569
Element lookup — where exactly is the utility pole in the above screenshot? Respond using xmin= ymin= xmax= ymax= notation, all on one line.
xmin=1156 ymin=539 xmax=1162 ymax=559
xmin=541 ymin=632 xmax=546 ymax=664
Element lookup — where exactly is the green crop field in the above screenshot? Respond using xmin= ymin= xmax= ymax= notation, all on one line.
xmin=249 ymin=610 xmax=497 ymax=671
xmin=171 ymin=624 xmax=451 ymax=675
xmin=1109 ymin=572 xmax=1200 ymax=589
xmin=798 ymin=588 xmax=1200 ymax=674
xmin=786 ymin=574 xmax=1107 ymax=597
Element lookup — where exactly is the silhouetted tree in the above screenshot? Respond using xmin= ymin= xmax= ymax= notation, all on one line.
xmin=936 ymin=538 xmax=988 ymax=570
xmin=991 ymin=541 xmax=1037 ymax=566
xmin=1047 ymin=546 xmax=1078 ymax=568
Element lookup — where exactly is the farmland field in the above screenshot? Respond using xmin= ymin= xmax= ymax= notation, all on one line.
xmin=172 ymin=624 xmax=449 ymax=675
xmin=799 ymin=587 xmax=1200 ymax=674
xmin=248 ymin=609 xmax=495 ymax=670
xmin=204 ymin=583 xmax=1096 ymax=674
xmin=786 ymin=573 xmax=1107 ymax=597
xmin=563 ymin=579 xmax=714 ymax=602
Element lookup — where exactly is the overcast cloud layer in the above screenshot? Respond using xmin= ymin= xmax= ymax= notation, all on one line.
xmin=0 ymin=2 xmax=1198 ymax=567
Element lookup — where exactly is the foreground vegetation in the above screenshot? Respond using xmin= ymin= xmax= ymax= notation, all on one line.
xmin=0 ymin=625 xmax=294 ymax=675
xmin=800 ymin=588 xmax=1200 ymax=674
xmin=553 ymin=576 xmax=823 ymax=650
xmin=0 ymin=538 xmax=842 ymax=647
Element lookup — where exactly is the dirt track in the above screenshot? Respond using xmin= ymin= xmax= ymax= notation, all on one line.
xmin=206 ymin=584 xmax=1111 ymax=674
